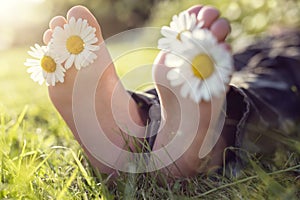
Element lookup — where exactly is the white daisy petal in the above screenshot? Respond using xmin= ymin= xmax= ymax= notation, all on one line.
xmin=65 ymin=54 xmax=75 ymax=69
xmin=85 ymin=36 xmax=98 ymax=45
xmin=63 ymin=24 xmax=71 ymax=37
xmin=42 ymin=70 xmax=47 ymax=79
xmin=170 ymin=76 xmax=185 ymax=87
xmin=81 ymin=27 xmax=94 ymax=40
xmin=38 ymin=77 xmax=44 ymax=85
xmin=170 ymin=21 xmax=178 ymax=30
xmin=204 ymin=77 xmax=217 ymax=96
xmin=196 ymin=84 xmax=206 ymax=102
xmin=186 ymin=13 xmax=193 ymax=29
xmin=45 ymin=74 xmax=51 ymax=86
xmin=84 ymin=33 xmax=97 ymax=43
xmin=75 ymin=18 xmax=83 ymax=35
xmin=158 ymin=38 xmax=173 ymax=50
xmin=172 ymin=14 xmax=178 ymax=24
xmin=30 ymin=71 xmax=39 ymax=81
xmin=83 ymin=51 xmax=97 ymax=67
xmin=188 ymin=78 xmax=198 ymax=100
xmin=74 ymin=56 xmax=82 ymax=70
xmin=194 ymin=84 xmax=202 ymax=103
xmin=28 ymin=50 xmax=41 ymax=58
xmin=24 ymin=59 xmax=39 ymax=67
xmin=85 ymin=44 xmax=100 ymax=51
xmin=35 ymin=44 xmax=43 ymax=55
xmin=56 ymin=69 xmax=64 ymax=83
xmin=68 ymin=17 xmax=76 ymax=32
xmin=161 ymin=26 xmax=177 ymax=38
xmin=178 ymin=12 xmax=185 ymax=30
xmin=80 ymin=19 xmax=88 ymax=34
xmin=167 ymin=68 xmax=180 ymax=81
xmin=196 ymin=21 xmax=204 ymax=29
xmin=180 ymin=82 xmax=191 ymax=98
xmin=165 ymin=53 xmax=184 ymax=67
xmin=31 ymin=71 xmax=40 ymax=81
xmin=52 ymin=27 xmax=65 ymax=39
xmin=27 ymin=66 xmax=40 ymax=73
xmin=190 ymin=13 xmax=198 ymax=29
xmin=51 ymin=74 xmax=56 ymax=86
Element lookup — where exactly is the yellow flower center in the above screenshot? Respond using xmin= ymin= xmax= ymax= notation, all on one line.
xmin=191 ymin=54 xmax=215 ymax=80
xmin=40 ymin=56 xmax=56 ymax=73
xmin=66 ymin=35 xmax=84 ymax=54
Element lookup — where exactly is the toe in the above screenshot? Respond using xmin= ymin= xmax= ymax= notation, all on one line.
xmin=44 ymin=16 xmax=66 ymax=45
xmin=67 ymin=5 xmax=103 ymax=44
xmin=197 ymin=6 xmax=220 ymax=28
xmin=187 ymin=5 xmax=203 ymax=15
xmin=49 ymin=16 xmax=67 ymax=30
xmin=210 ymin=18 xmax=231 ymax=42
xmin=43 ymin=29 xmax=52 ymax=45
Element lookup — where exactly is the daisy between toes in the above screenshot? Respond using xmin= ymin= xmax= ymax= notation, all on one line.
xmin=158 ymin=10 xmax=233 ymax=103
xmin=24 ymin=17 xmax=99 ymax=86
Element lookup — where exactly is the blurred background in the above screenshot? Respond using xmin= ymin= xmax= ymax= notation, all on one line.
xmin=0 ymin=0 xmax=300 ymax=115
xmin=1 ymin=0 xmax=300 ymax=49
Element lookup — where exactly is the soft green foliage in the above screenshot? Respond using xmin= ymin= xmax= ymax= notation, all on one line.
xmin=0 ymin=47 xmax=299 ymax=199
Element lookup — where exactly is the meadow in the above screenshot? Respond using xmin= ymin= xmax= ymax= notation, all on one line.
xmin=0 ymin=44 xmax=299 ymax=199
xmin=1 ymin=0 xmax=300 ymax=198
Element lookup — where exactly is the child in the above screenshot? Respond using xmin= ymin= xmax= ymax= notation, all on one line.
xmin=38 ymin=5 xmax=300 ymax=178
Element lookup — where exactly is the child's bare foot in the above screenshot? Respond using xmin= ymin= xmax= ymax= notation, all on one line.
xmin=153 ymin=5 xmax=232 ymax=177
xmin=43 ymin=6 xmax=146 ymax=174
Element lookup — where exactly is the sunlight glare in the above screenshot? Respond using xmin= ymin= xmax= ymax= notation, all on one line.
xmin=0 ymin=0 xmax=44 ymax=25
xmin=0 ymin=0 xmax=48 ymax=50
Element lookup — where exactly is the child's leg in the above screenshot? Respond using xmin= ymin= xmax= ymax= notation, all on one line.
xmin=152 ymin=6 xmax=232 ymax=177
xmin=43 ymin=6 xmax=146 ymax=174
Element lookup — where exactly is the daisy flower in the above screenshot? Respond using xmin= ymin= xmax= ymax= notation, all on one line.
xmin=158 ymin=11 xmax=203 ymax=51
xmin=51 ymin=17 xmax=100 ymax=70
xmin=24 ymin=44 xmax=65 ymax=86
xmin=165 ymin=29 xmax=233 ymax=103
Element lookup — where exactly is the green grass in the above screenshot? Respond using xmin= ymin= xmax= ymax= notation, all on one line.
xmin=0 ymin=46 xmax=300 ymax=199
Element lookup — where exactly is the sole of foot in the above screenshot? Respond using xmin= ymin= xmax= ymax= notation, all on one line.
xmin=152 ymin=5 xmax=232 ymax=177
xmin=43 ymin=6 xmax=146 ymax=175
